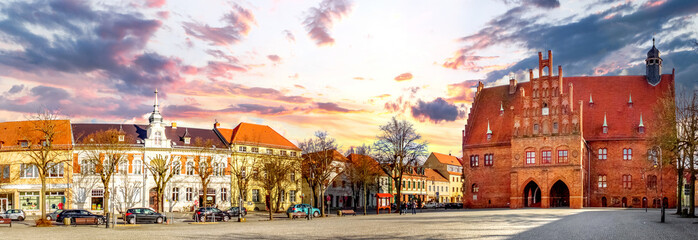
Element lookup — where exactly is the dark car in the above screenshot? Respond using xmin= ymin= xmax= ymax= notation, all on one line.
xmin=46 ymin=209 xmax=64 ymax=221
xmin=225 ymin=207 xmax=247 ymax=217
xmin=445 ymin=203 xmax=463 ymax=209
xmin=192 ymin=207 xmax=232 ymax=222
xmin=55 ymin=209 xmax=105 ymax=224
xmin=125 ymin=208 xmax=167 ymax=224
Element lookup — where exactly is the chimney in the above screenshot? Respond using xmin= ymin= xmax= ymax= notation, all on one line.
xmin=509 ymin=78 xmax=517 ymax=94
xmin=214 ymin=120 xmax=220 ymax=128
xmin=171 ymin=122 xmax=177 ymax=129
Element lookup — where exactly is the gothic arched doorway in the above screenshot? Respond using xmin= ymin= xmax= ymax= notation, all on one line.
xmin=621 ymin=197 xmax=628 ymax=207
xmin=149 ymin=188 xmax=159 ymax=211
xmin=550 ymin=180 xmax=570 ymax=207
xmin=601 ymin=197 xmax=607 ymax=207
xmin=642 ymin=197 xmax=648 ymax=208
xmin=523 ymin=181 xmax=541 ymax=207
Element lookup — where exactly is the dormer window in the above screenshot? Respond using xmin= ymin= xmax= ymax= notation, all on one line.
xmin=602 ymin=113 xmax=608 ymax=134
xmin=628 ymin=93 xmax=633 ymax=108
xmin=20 ymin=141 xmax=29 ymax=148
xmin=638 ymin=114 xmax=645 ymax=134
xmin=184 ymin=137 xmax=191 ymax=144
xmin=118 ymin=135 xmax=125 ymax=142
xmin=589 ymin=94 xmax=594 ymax=107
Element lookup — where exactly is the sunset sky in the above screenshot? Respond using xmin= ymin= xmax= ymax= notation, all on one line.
xmin=1 ymin=0 xmax=697 ymax=156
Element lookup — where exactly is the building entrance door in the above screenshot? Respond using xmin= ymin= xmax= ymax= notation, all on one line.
xmin=601 ymin=197 xmax=607 ymax=207
xmin=0 ymin=198 xmax=7 ymax=212
xmin=523 ymin=181 xmax=541 ymax=207
xmin=549 ymin=180 xmax=570 ymax=208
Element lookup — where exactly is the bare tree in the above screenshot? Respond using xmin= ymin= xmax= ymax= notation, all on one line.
xmin=229 ymin=135 xmax=262 ymax=209
xmin=252 ymin=151 xmax=298 ymax=220
xmin=21 ymin=110 xmax=72 ymax=220
xmin=144 ymin=154 xmax=176 ymax=213
xmin=299 ymin=131 xmax=340 ymax=216
xmin=346 ymin=145 xmax=383 ymax=215
xmin=113 ymin=170 xmax=142 ymax=213
xmin=676 ymin=90 xmax=698 ymax=216
xmin=373 ymin=116 xmax=428 ymax=212
xmin=79 ymin=128 xmax=134 ymax=221
xmin=191 ymin=138 xmax=222 ymax=208
xmin=650 ymin=89 xmax=682 ymax=213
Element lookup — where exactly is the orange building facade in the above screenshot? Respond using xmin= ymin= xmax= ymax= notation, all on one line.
xmin=462 ymin=46 xmax=677 ymax=209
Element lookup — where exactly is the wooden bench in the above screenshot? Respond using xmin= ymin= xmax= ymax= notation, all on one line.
xmin=72 ymin=217 xmax=100 ymax=226
xmin=0 ymin=218 xmax=11 ymax=227
xmin=338 ymin=210 xmax=356 ymax=216
xmin=290 ymin=212 xmax=307 ymax=219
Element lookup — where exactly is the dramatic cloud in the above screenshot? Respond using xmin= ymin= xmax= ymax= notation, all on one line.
xmin=183 ymin=4 xmax=255 ymax=46
xmin=164 ymin=103 xmax=291 ymax=118
xmin=182 ymin=80 xmax=311 ymax=104
xmin=447 ymin=80 xmax=480 ymax=103
xmin=145 ymin=0 xmax=166 ymax=8
xmin=501 ymin=0 xmax=560 ymax=8
xmin=316 ymin=102 xmax=355 ymax=113
xmin=411 ymin=97 xmax=465 ymax=124
xmin=283 ymin=29 xmax=295 ymax=43
xmin=7 ymin=84 xmax=24 ymax=94
xmin=446 ymin=0 xmax=698 ymax=88
xmin=303 ymin=0 xmax=353 ymax=46
xmin=267 ymin=55 xmax=281 ymax=62
xmin=384 ymin=96 xmax=410 ymax=113
xmin=394 ymin=72 xmax=413 ymax=81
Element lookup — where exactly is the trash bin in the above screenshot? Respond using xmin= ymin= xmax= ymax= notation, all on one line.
xmin=63 ymin=218 xmax=70 ymax=226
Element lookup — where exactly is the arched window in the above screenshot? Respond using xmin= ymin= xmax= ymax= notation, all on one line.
xmin=647 ymin=175 xmax=657 ymax=189
xmin=471 ymin=184 xmax=479 ymax=193
xmin=118 ymin=160 xmax=128 ymax=174
xmin=172 ymin=161 xmax=181 ymax=175
xmin=133 ymin=159 xmax=142 ymax=175
xmin=186 ymin=161 xmax=195 ymax=175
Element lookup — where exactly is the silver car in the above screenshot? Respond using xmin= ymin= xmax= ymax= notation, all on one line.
xmin=0 ymin=209 xmax=25 ymax=221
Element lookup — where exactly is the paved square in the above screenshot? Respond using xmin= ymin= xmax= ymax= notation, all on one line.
xmin=2 ymin=208 xmax=697 ymax=239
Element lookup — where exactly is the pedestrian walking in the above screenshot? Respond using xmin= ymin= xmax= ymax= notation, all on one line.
xmin=411 ymin=201 xmax=416 ymax=215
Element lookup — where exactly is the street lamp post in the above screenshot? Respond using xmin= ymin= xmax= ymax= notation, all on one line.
xmin=652 ymin=146 xmax=664 ymax=223
xmin=238 ymin=168 xmax=246 ymax=222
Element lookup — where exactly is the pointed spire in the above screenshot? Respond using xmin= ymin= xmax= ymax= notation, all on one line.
xmin=589 ymin=93 xmax=594 ymax=105
xmin=154 ymin=89 xmax=159 ymax=111
xmin=499 ymin=102 xmax=504 ymax=115
xmin=628 ymin=93 xmax=633 ymax=103
xmin=639 ymin=113 xmax=644 ymax=127
xmin=603 ymin=113 xmax=607 ymax=127
xmin=119 ymin=124 xmax=124 ymax=132
xmin=148 ymin=89 xmax=163 ymax=124
xmin=486 ymin=120 xmax=492 ymax=134
xmin=184 ymin=128 xmax=190 ymax=137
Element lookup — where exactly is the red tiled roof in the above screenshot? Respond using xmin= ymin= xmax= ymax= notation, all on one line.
xmin=304 ymin=149 xmax=349 ymax=162
xmin=431 ymin=152 xmax=461 ymax=166
xmin=221 ymin=122 xmax=300 ymax=151
xmin=0 ymin=120 xmax=73 ymax=148
xmin=424 ymin=168 xmax=448 ymax=182
xmin=464 ymin=74 xmax=674 ymax=146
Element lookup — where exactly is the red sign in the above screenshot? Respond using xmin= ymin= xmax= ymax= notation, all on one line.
xmin=326 ymin=196 xmax=331 ymax=201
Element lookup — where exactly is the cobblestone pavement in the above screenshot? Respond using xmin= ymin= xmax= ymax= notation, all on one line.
xmin=2 ymin=208 xmax=698 ymax=239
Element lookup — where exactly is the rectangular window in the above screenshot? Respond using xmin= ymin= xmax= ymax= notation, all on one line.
xmin=251 ymin=147 xmax=259 ymax=153
xmin=0 ymin=165 xmax=9 ymax=181
xmin=252 ymin=189 xmax=260 ymax=202
xmin=172 ymin=187 xmax=179 ymax=201
xmin=623 ymin=148 xmax=632 ymax=160
xmin=598 ymin=175 xmax=607 ymax=188
xmin=542 ymin=150 xmax=552 ymax=164
xmin=48 ymin=163 xmax=64 ymax=178
xmin=280 ymin=150 xmax=287 ymax=156
xmin=20 ymin=141 xmax=29 ymax=148
xmin=239 ymin=146 xmax=247 ymax=152
xmin=221 ymin=188 xmax=228 ymax=202
xmin=290 ymin=172 xmax=295 ymax=181
xmin=598 ymin=148 xmax=607 ymax=160
xmin=526 ymin=151 xmax=536 ymax=165
xmin=133 ymin=157 xmax=142 ymax=175
xmin=557 ymin=150 xmax=568 ymax=163
xmin=484 ymin=154 xmax=493 ymax=166
xmin=186 ymin=187 xmax=193 ymax=201
xmin=470 ymin=155 xmax=479 ymax=167
xmin=622 ymin=175 xmax=632 ymax=189
xmin=291 ymin=152 xmax=297 ymax=157
xmin=19 ymin=191 xmax=39 ymax=210
xmin=266 ymin=149 xmax=273 ymax=155
xmin=289 ymin=190 xmax=296 ymax=202
xmin=20 ymin=164 xmax=38 ymax=178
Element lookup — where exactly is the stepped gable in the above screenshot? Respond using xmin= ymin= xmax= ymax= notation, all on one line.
xmin=464 ymin=74 xmax=674 ymax=145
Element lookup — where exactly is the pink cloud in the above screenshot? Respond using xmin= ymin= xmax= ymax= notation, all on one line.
xmin=183 ymin=4 xmax=256 ymax=46
xmin=394 ymin=72 xmax=413 ymax=81
xmin=303 ymin=0 xmax=353 ymax=46
xmin=145 ymin=0 xmax=166 ymax=8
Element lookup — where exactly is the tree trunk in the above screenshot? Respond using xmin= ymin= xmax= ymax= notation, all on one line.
xmin=202 ymin=182 xmax=208 ymax=208
xmin=157 ymin=187 xmax=164 ymax=213
xmin=104 ymin=188 xmax=110 ymax=217
xmin=267 ymin=189 xmax=273 ymax=221
xmin=363 ymin=182 xmax=367 ymax=215
xmin=320 ymin=187 xmax=326 ymax=216
xmin=395 ymin=177 xmax=402 ymax=213
xmin=690 ymin=150 xmax=695 ymax=217
xmin=40 ymin=177 xmax=47 ymax=219
xmin=676 ymin=166 xmax=683 ymax=214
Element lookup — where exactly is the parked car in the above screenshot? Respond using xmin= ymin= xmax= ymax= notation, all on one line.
xmin=444 ymin=203 xmax=463 ymax=209
xmin=192 ymin=207 xmax=232 ymax=222
xmin=125 ymin=208 xmax=167 ymax=224
xmin=55 ymin=209 xmax=105 ymax=224
xmin=225 ymin=207 xmax=247 ymax=217
xmin=46 ymin=209 xmax=64 ymax=221
xmin=0 ymin=209 xmax=25 ymax=221
xmin=286 ymin=204 xmax=320 ymax=218
xmin=424 ymin=202 xmax=440 ymax=209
